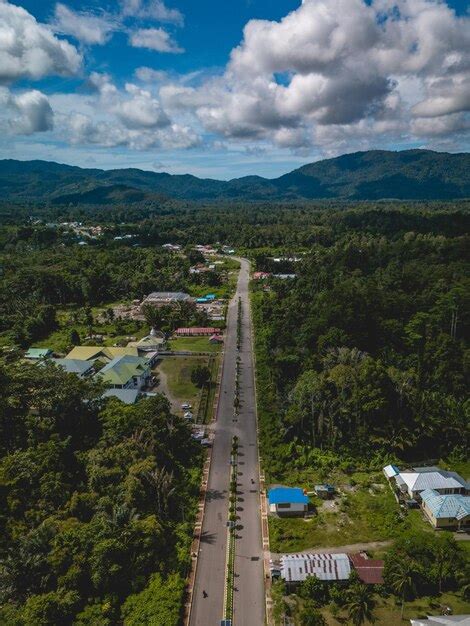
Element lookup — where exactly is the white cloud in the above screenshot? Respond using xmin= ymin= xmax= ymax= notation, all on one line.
xmin=135 ymin=66 xmax=168 ymax=82
xmin=155 ymin=0 xmax=469 ymax=153
xmin=0 ymin=0 xmax=82 ymax=82
xmin=52 ymin=3 xmax=116 ymax=45
xmin=129 ymin=27 xmax=183 ymax=53
xmin=0 ymin=88 xmax=53 ymax=134
xmin=121 ymin=0 xmax=183 ymax=26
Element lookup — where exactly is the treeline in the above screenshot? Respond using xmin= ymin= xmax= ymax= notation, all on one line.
xmin=252 ymin=224 xmax=469 ymax=477
xmin=0 ymin=360 xmax=201 ymax=625
xmin=0 ymin=245 xmax=212 ymax=347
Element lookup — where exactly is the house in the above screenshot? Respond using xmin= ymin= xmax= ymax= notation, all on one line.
xmin=66 ymin=346 xmax=139 ymax=363
xmin=349 ymin=554 xmax=384 ymax=585
xmin=420 ymin=489 xmax=470 ymax=530
xmin=314 ymin=484 xmax=335 ymax=499
xmin=410 ymin=616 xmax=470 ymax=625
xmin=252 ymin=271 xmax=271 ymax=280
xmin=141 ymin=291 xmax=191 ymax=308
xmin=268 ymin=487 xmax=309 ymax=516
xmin=209 ymin=334 xmax=224 ymax=344
xmin=383 ymin=464 xmax=400 ymax=480
xmin=25 ymin=348 xmax=53 ymax=360
xmin=102 ymin=389 xmax=141 ymax=404
xmin=280 ymin=553 xmax=350 ymax=587
xmin=394 ymin=469 xmax=468 ymax=500
xmin=49 ymin=358 xmax=94 ymax=377
xmin=97 ymin=355 xmax=151 ymax=390
xmin=127 ymin=328 xmax=165 ymax=359
xmin=175 ymin=327 xmax=221 ymax=337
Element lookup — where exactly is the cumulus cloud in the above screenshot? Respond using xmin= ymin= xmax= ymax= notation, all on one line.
xmin=135 ymin=66 xmax=168 ymax=82
xmin=52 ymin=3 xmax=116 ymax=45
xmin=0 ymin=0 xmax=82 ymax=82
xmin=154 ymin=0 xmax=470 ymax=153
xmin=121 ymin=0 xmax=183 ymax=26
xmin=0 ymin=88 xmax=54 ymax=134
xmin=129 ymin=27 xmax=183 ymax=52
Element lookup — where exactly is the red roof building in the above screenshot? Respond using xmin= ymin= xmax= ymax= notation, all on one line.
xmin=349 ymin=554 xmax=384 ymax=585
xmin=253 ymin=271 xmax=271 ymax=280
xmin=175 ymin=327 xmax=221 ymax=336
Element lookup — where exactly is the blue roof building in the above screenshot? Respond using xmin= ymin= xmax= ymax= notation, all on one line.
xmin=420 ymin=489 xmax=470 ymax=530
xmin=268 ymin=487 xmax=309 ymax=516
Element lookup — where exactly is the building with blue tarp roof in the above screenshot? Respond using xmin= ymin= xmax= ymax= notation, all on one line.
xmin=268 ymin=487 xmax=309 ymax=516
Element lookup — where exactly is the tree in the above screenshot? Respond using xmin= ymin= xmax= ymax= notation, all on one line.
xmin=191 ymin=365 xmax=211 ymax=388
xmin=121 ymin=573 xmax=184 ymax=626
xmin=299 ymin=602 xmax=327 ymax=626
xmin=70 ymin=329 xmax=80 ymax=346
xmin=344 ymin=583 xmax=376 ymax=626
xmin=299 ymin=575 xmax=329 ymax=606
xmin=387 ymin=560 xmax=415 ymax=620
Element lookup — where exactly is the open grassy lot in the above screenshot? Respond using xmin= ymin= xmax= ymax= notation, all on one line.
xmin=269 ymin=474 xmax=432 ymax=553
xmin=156 ymin=356 xmax=208 ymax=414
xmin=316 ymin=591 xmax=470 ymax=626
xmin=168 ymin=336 xmax=223 ymax=353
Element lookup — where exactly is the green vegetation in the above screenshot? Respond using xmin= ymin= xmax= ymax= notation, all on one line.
xmin=1 ymin=150 xmax=469 ymax=201
xmin=158 ymin=356 xmax=209 ymax=412
xmin=0 ymin=359 xmax=202 ymax=624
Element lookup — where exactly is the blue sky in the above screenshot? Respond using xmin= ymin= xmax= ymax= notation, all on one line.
xmin=0 ymin=0 xmax=469 ymax=178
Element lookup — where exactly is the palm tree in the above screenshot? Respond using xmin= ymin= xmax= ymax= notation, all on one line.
xmin=389 ymin=560 xmax=415 ymax=620
xmin=345 ymin=583 xmax=376 ymax=626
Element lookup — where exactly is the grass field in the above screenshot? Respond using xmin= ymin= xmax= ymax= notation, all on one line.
xmin=168 ymin=336 xmax=223 ymax=353
xmin=157 ymin=356 xmax=208 ymax=413
xmin=269 ymin=478 xmax=432 ymax=553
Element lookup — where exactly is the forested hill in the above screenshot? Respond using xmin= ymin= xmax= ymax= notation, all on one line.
xmin=0 ymin=149 xmax=469 ymax=203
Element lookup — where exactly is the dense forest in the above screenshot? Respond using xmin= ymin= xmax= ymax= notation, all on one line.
xmin=0 ymin=360 xmax=201 ymax=624
xmin=250 ymin=210 xmax=469 ymax=477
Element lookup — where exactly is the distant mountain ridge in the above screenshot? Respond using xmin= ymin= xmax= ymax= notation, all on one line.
xmin=0 ymin=149 xmax=468 ymax=203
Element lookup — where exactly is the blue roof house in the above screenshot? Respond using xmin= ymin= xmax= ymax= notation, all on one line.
xmin=420 ymin=489 xmax=470 ymax=530
xmin=268 ymin=487 xmax=309 ymax=516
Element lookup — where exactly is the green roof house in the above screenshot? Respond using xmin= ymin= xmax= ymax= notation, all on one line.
xmin=97 ymin=355 xmax=151 ymax=390
xmin=25 ymin=348 xmax=53 ymax=360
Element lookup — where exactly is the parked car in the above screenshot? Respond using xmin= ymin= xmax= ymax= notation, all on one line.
xmin=184 ymin=412 xmax=194 ymax=420
xmin=182 ymin=403 xmax=192 ymax=409
xmin=201 ymin=438 xmax=212 ymax=447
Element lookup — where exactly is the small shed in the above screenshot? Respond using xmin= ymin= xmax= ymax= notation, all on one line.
xmin=25 ymin=348 xmax=53 ymax=360
xmin=268 ymin=487 xmax=309 ymax=516
xmin=383 ymin=464 xmax=400 ymax=480
xmin=314 ymin=484 xmax=335 ymax=499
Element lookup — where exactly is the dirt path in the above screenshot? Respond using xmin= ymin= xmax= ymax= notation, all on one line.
xmin=271 ymin=540 xmax=392 ymax=558
xmin=154 ymin=365 xmax=180 ymax=414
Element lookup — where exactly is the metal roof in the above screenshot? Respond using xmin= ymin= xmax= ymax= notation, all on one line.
xmin=25 ymin=348 xmax=52 ymax=359
xmin=383 ymin=464 xmax=400 ymax=478
xmin=51 ymin=358 xmax=93 ymax=375
xmin=268 ymin=487 xmax=309 ymax=505
xmin=99 ymin=355 xmax=150 ymax=386
xmin=421 ymin=489 xmax=470 ymax=520
xmin=410 ymin=616 xmax=470 ymax=625
xmin=399 ymin=470 xmax=468 ymax=492
xmin=349 ymin=554 xmax=384 ymax=584
xmin=103 ymin=389 xmax=140 ymax=404
xmin=145 ymin=292 xmax=190 ymax=300
xmin=281 ymin=553 xmax=350 ymax=582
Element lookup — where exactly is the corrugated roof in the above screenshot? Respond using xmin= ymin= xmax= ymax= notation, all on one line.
xmin=281 ymin=553 xmax=350 ymax=582
xmin=99 ymin=355 xmax=150 ymax=386
xmin=25 ymin=348 xmax=52 ymax=359
xmin=51 ymin=358 xmax=93 ymax=375
xmin=410 ymin=616 xmax=470 ymax=625
xmin=268 ymin=487 xmax=309 ymax=505
xmin=66 ymin=346 xmax=139 ymax=361
xmin=103 ymin=389 xmax=140 ymax=404
xmin=349 ymin=554 xmax=384 ymax=584
xmin=383 ymin=464 xmax=400 ymax=478
xmin=399 ymin=471 xmax=468 ymax=492
xmin=421 ymin=489 xmax=470 ymax=520
xmin=145 ymin=292 xmax=190 ymax=300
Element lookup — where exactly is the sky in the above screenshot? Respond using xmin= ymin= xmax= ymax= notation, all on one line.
xmin=0 ymin=0 xmax=469 ymax=179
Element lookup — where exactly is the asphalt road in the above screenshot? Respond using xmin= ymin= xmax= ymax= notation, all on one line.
xmin=189 ymin=258 xmax=265 ymax=626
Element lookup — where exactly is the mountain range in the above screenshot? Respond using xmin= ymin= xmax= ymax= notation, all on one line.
xmin=0 ymin=149 xmax=468 ymax=203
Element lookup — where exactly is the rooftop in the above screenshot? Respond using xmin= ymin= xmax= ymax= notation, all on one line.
xmin=398 ymin=470 xmax=468 ymax=493
xmin=25 ymin=348 xmax=52 ymax=359
xmin=50 ymin=358 xmax=93 ymax=376
xmin=410 ymin=616 xmax=470 ymax=625
xmin=99 ymin=355 xmax=150 ymax=386
xmin=145 ymin=291 xmax=190 ymax=301
xmin=420 ymin=489 xmax=470 ymax=520
xmin=102 ymin=389 xmax=140 ymax=404
xmin=268 ymin=487 xmax=309 ymax=506
xmin=66 ymin=346 xmax=139 ymax=362
xmin=281 ymin=553 xmax=351 ymax=582
xmin=349 ymin=553 xmax=384 ymax=584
